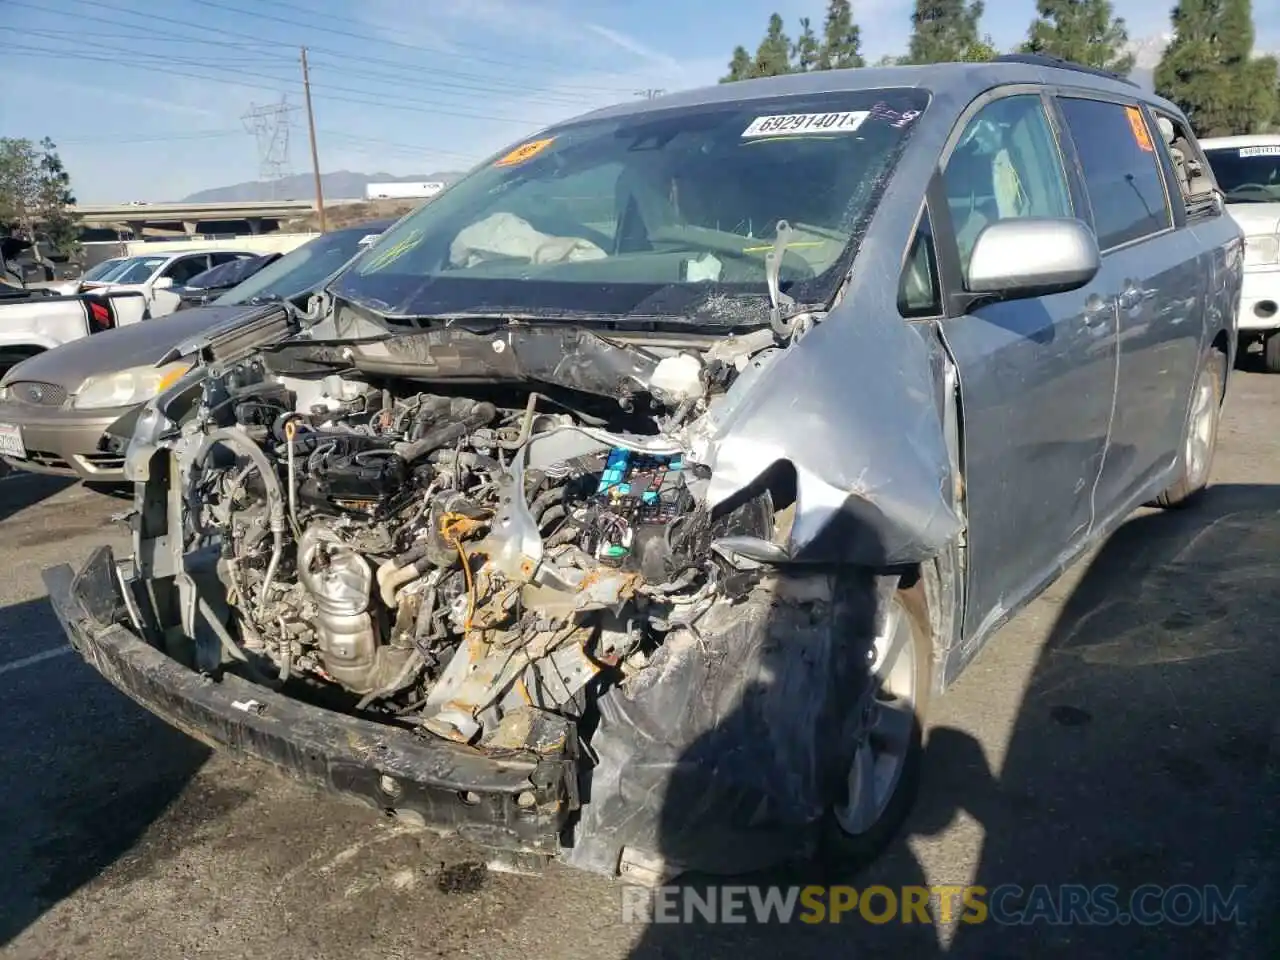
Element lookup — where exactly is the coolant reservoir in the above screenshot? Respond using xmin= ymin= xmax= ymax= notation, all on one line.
xmin=650 ymin=353 xmax=704 ymax=402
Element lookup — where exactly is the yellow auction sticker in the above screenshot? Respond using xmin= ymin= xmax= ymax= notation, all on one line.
xmin=496 ymin=137 xmax=556 ymax=167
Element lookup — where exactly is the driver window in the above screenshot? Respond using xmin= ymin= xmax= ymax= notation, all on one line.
xmin=942 ymin=95 xmax=1073 ymax=282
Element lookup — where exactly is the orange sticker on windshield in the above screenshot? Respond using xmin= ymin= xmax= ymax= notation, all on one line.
xmin=1125 ymin=106 xmax=1154 ymax=152
xmin=496 ymin=137 xmax=555 ymax=167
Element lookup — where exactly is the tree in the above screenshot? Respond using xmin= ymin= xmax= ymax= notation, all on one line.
xmin=904 ymin=0 xmax=990 ymax=64
xmin=719 ymin=1 xmax=866 ymax=82
xmin=1155 ymin=0 xmax=1279 ymax=137
xmin=1022 ymin=0 xmax=1135 ymax=73
xmin=818 ymin=0 xmax=865 ymax=69
xmin=0 ymin=138 xmax=79 ymax=256
xmin=723 ymin=45 xmax=754 ymax=82
xmin=961 ymin=34 xmax=999 ymax=62
xmin=793 ymin=17 xmax=822 ymax=72
xmin=754 ymin=13 xmax=794 ymax=78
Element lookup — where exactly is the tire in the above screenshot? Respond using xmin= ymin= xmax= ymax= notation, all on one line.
xmin=1264 ymin=332 xmax=1280 ymax=373
xmin=822 ymin=580 xmax=932 ymax=868
xmin=1156 ymin=352 xmax=1225 ymax=508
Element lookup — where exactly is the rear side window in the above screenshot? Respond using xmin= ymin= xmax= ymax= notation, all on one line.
xmin=1057 ymin=98 xmax=1172 ymax=250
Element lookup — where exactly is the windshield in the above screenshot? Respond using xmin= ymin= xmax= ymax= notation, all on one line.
xmin=106 ymin=256 xmax=167 ymax=285
xmin=330 ymin=88 xmax=929 ymax=324
xmin=81 ymin=258 xmax=125 ymax=281
xmin=1204 ymin=145 xmax=1280 ymax=203
xmin=216 ymin=227 xmax=384 ymax=305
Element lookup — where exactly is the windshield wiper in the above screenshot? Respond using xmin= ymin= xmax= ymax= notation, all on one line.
xmin=247 ymin=293 xmax=283 ymax=305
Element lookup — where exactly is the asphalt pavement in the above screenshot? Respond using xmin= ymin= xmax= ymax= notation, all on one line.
xmin=1 ymin=371 xmax=1278 ymax=959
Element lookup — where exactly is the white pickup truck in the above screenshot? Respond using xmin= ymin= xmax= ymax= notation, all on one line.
xmin=0 ymin=285 xmax=150 ymax=377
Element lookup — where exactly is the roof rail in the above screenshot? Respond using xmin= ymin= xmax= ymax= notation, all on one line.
xmin=992 ymin=53 xmax=1139 ymax=89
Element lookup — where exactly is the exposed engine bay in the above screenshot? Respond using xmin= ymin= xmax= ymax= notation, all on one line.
xmin=184 ymin=354 xmax=771 ymax=749
xmin=107 ymin=301 xmax=960 ymax=876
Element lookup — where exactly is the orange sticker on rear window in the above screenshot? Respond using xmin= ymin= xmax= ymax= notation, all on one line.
xmin=496 ymin=137 xmax=555 ymax=167
xmin=1125 ymin=106 xmax=1154 ymax=152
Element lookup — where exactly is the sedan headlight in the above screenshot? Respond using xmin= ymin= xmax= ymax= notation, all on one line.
xmin=1244 ymin=234 xmax=1280 ymax=267
xmin=72 ymin=361 xmax=191 ymax=410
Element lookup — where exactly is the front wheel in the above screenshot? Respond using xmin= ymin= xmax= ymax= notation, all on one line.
xmin=1264 ymin=332 xmax=1280 ymax=373
xmin=1155 ymin=352 xmax=1225 ymax=508
xmin=824 ymin=583 xmax=932 ymax=865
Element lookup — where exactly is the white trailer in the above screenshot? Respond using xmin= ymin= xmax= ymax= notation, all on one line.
xmin=364 ymin=181 xmax=443 ymax=200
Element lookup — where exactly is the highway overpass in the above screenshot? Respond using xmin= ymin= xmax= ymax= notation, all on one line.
xmin=74 ymin=200 xmax=317 ymax=237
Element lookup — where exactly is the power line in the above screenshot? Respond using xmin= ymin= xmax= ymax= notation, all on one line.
xmin=57 ymin=129 xmax=245 ymax=145
xmin=45 ymin=125 xmax=482 ymax=164
xmin=316 ymin=131 xmax=481 ymax=163
xmin=12 ymin=21 xmax=605 ymax=107
xmin=188 ymin=0 xmax=652 ymax=79
xmin=2 ymin=16 xmax=610 ymax=108
xmin=4 ymin=43 xmax=578 ymax=126
xmin=242 ymin=97 xmax=298 ymax=198
xmin=24 ymin=0 xmax=649 ymax=96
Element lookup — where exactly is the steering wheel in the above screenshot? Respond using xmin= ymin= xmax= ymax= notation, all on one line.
xmin=649 ymin=229 xmax=818 ymax=280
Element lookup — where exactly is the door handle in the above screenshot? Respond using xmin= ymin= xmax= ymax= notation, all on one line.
xmin=1118 ymin=283 xmax=1144 ymax=311
xmin=1083 ymin=293 xmax=1113 ymax=326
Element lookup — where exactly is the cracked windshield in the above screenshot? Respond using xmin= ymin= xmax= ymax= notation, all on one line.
xmin=332 ymin=90 xmax=928 ymax=318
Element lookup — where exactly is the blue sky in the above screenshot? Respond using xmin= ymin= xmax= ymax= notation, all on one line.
xmin=4 ymin=0 xmax=1278 ymax=203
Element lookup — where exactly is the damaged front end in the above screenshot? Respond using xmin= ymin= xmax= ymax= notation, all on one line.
xmin=48 ymin=296 xmax=960 ymax=878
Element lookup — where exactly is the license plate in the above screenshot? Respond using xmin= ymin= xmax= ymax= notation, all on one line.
xmin=0 ymin=422 xmax=26 ymax=459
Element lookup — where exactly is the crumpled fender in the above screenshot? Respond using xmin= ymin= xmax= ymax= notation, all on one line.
xmin=698 ymin=305 xmax=961 ymax=566
xmin=566 ymin=570 xmax=877 ymax=878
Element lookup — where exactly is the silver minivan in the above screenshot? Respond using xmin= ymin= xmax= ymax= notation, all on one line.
xmin=48 ymin=55 xmax=1242 ymax=881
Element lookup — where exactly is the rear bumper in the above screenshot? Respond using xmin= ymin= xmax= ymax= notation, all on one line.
xmin=43 ymin=546 xmax=578 ymax=856
xmin=0 ymin=402 xmax=136 ymax=480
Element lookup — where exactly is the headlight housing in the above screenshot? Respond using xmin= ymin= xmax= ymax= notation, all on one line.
xmin=72 ymin=361 xmax=191 ymax=410
xmin=1244 ymin=234 xmax=1280 ymax=267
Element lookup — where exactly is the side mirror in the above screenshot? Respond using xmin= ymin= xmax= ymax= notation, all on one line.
xmin=153 ymin=276 xmax=174 ymax=290
xmin=967 ymin=218 xmax=1100 ymax=301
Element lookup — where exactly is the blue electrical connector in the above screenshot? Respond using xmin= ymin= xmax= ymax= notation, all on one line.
xmin=597 ymin=448 xmax=633 ymax=495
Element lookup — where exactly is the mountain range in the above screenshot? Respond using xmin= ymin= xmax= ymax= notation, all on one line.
xmin=181 ymin=170 xmax=463 ymax=203
xmin=1125 ymin=33 xmax=1173 ymax=91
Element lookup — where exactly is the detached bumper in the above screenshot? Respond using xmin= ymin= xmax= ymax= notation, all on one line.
xmin=42 ymin=547 xmax=578 ymax=856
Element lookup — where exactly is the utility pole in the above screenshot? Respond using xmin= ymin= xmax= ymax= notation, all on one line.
xmin=300 ymin=46 xmax=327 ymax=232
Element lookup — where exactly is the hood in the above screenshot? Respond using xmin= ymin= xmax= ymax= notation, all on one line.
xmin=1224 ymin=202 xmax=1280 ymax=236
xmin=3 ymin=303 xmax=262 ymax=389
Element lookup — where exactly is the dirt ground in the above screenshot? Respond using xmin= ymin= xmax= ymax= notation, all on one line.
xmin=0 ymin=368 xmax=1276 ymax=959
xmin=282 ymin=199 xmax=423 ymax=232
